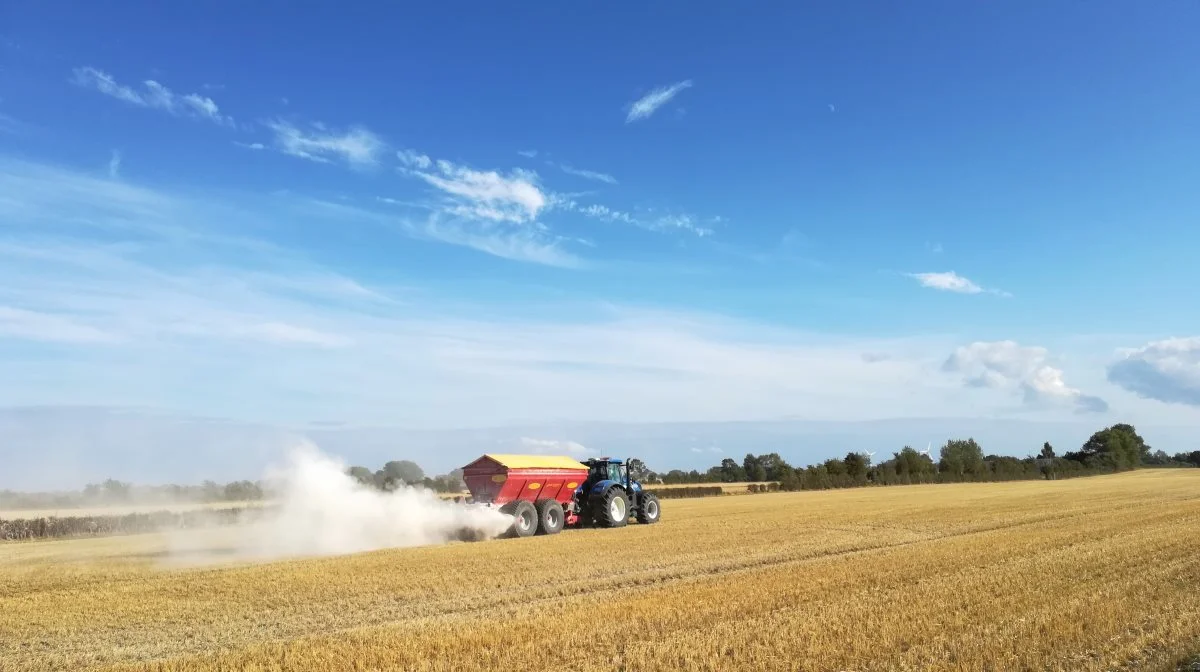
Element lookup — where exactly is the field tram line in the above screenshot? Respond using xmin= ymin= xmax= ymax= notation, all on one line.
xmin=85 ymin=503 xmax=1186 ymax=672
xmin=247 ymin=503 xmax=1148 ymax=639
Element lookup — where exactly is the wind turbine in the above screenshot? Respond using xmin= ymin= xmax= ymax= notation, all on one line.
xmin=863 ymin=450 xmax=876 ymax=463
xmin=919 ymin=442 xmax=933 ymax=458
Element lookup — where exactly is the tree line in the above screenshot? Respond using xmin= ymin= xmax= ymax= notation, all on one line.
xmin=0 ymin=479 xmax=266 ymax=511
xmin=638 ymin=424 xmax=1198 ymax=491
xmin=4 ymin=423 xmax=1195 ymax=511
xmin=343 ymin=459 xmax=467 ymax=494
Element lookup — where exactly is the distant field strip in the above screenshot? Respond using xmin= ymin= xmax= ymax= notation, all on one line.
xmin=2 ymin=483 xmax=771 ymax=540
xmin=1 ymin=471 xmax=1197 ymax=671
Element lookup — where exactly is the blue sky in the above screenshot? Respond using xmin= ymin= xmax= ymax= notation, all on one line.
xmin=2 ymin=3 xmax=1200 ymax=484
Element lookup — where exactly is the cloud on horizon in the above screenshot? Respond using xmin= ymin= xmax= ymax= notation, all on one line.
xmin=1107 ymin=337 xmax=1200 ymax=407
xmin=943 ymin=340 xmax=1108 ymax=414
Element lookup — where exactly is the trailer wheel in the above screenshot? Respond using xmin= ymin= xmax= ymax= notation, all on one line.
xmin=535 ymin=500 xmax=564 ymax=535
xmin=636 ymin=492 xmax=661 ymax=524
xmin=502 ymin=500 xmax=537 ymax=538
xmin=592 ymin=487 xmax=629 ymax=528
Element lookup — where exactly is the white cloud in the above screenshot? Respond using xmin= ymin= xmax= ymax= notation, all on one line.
xmin=943 ymin=341 xmax=1107 ymax=413
xmin=908 ymin=271 xmax=1008 ymax=297
xmin=556 ymin=164 xmax=617 ymax=185
xmin=626 ymin=79 xmax=694 ymax=123
xmin=12 ymin=156 xmax=1141 ymax=433
xmin=519 ymin=437 xmax=594 ymax=456
xmin=107 ymin=150 xmax=121 ymax=179
xmin=397 ymin=149 xmax=432 ymax=170
xmin=71 ymin=67 xmax=233 ymax=126
xmin=517 ymin=149 xmax=538 ymax=158
xmin=265 ymin=119 xmax=384 ymax=167
xmin=403 ymin=157 xmax=547 ymax=224
xmin=235 ymin=141 xmax=266 ymax=151
xmin=1107 ymin=338 xmax=1200 ymax=407
xmin=909 ymin=271 xmax=981 ymax=293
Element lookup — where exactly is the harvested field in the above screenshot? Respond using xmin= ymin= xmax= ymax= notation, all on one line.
xmin=2 ymin=470 xmax=1198 ymax=671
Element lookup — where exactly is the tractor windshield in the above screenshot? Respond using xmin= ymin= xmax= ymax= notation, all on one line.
xmin=588 ymin=462 xmax=625 ymax=483
xmin=609 ymin=463 xmax=623 ymax=482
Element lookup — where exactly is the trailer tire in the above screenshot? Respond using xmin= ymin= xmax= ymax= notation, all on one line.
xmin=535 ymin=500 xmax=564 ymax=535
xmin=592 ymin=487 xmax=629 ymax=528
xmin=636 ymin=492 xmax=661 ymax=524
xmin=502 ymin=500 xmax=537 ymax=538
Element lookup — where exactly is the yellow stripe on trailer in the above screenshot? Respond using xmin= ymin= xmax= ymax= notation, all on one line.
xmin=482 ymin=454 xmax=589 ymax=471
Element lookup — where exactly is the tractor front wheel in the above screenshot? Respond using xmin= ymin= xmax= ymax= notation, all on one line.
xmin=592 ymin=487 xmax=629 ymax=528
xmin=536 ymin=500 xmax=564 ymax=535
xmin=502 ymin=500 xmax=537 ymax=538
xmin=636 ymin=492 xmax=661 ymax=524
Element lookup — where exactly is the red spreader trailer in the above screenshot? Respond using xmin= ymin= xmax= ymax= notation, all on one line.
xmin=461 ymin=453 xmax=589 ymax=538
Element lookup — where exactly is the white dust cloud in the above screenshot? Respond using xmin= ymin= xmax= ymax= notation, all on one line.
xmin=165 ymin=441 xmax=512 ymax=566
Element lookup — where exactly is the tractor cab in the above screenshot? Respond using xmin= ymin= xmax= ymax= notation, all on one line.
xmin=584 ymin=458 xmax=626 ymax=487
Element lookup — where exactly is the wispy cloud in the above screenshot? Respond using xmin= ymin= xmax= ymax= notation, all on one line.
xmin=626 ymin=79 xmax=693 ymax=123
xmin=516 ymin=149 xmax=538 ymax=158
xmin=4 ymin=157 xmax=1105 ymax=435
xmin=570 ymin=202 xmax=713 ymax=237
xmin=235 ymin=141 xmax=265 ymax=151
xmin=556 ymin=163 xmax=618 ymax=185
xmin=265 ymin=119 xmax=385 ymax=167
xmin=107 ymin=150 xmax=121 ymax=179
xmin=71 ymin=67 xmax=233 ymax=126
xmin=414 ymin=214 xmax=582 ymax=269
xmin=398 ymin=151 xmax=547 ymax=224
xmin=397 ymin=149 xmax=432 ymax=170
xmin=907 ymin=271 xmax=1008 ymax=297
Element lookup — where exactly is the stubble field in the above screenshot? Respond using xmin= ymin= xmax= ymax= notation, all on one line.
xmin=2 ymin=470 xmax=1198 ymax=671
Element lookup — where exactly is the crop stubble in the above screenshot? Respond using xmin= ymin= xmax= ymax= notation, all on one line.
xmin=1 ymin=470 xmax=1197 ymax=671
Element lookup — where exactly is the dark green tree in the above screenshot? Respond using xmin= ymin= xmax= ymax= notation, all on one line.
xmin=743 ymin=454 xmax=767 ymax=482
xmin=718 ymin=458 xmax=746 ymax=482
xmin=843 ymin=452 xmax=869 ymax=483
xmin=939 ymin=439 xmax=985 ymax=480
xmin=1039 ymin=442 xmax=1055 ymax=460
xmin=1067 ymin=424 xmax=1148 ymax=471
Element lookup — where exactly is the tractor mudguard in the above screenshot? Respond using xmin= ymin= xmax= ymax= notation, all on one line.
xmin=588 ymin=479 xmax=619 ymax=497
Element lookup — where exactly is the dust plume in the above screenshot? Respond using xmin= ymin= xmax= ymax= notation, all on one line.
xmin=165 ymin=441 xmax=512 ymax=566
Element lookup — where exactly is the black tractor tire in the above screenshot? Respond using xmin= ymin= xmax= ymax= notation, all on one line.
xmin=535 ymin=499 xmax=565 ymax=535
xmin=591 ymin=487 xmax=629 ymax=528
xmin=636 ymin=492 xmax=661 ymax=524
xmin=501 ymin=500 xmax=537 ymax=538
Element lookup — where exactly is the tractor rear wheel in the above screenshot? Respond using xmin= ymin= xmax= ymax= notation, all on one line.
xmin=592 ymin=487 xmax=629 ymax=528
xmin=502 ymin=500 xmax=537 ymax=538
xmin=636 ymin=492 xmax=661 ymax=524
xmin=535 ymin=500 xmax=564 ymax=535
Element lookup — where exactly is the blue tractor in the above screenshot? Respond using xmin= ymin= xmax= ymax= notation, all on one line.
xmin=574 ymin=457 xmax=661 ymax=528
